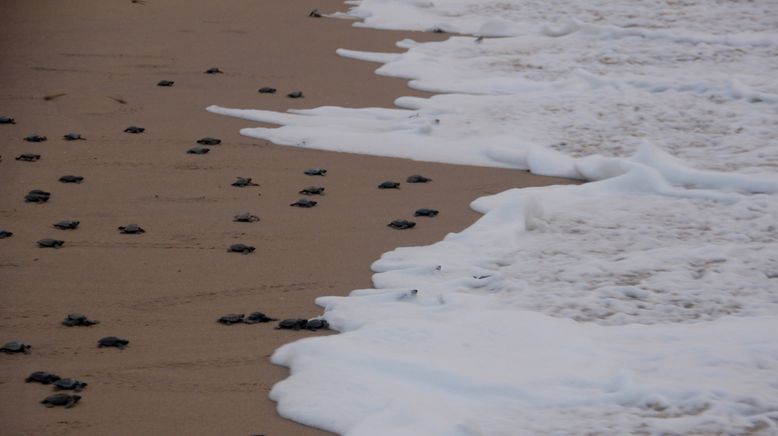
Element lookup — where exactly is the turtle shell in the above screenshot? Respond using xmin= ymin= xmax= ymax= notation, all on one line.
xmin=205 ymin=68 xmax=223 ymax=74
xmin=186 ymin=146 xmax=210 ymax=155
xmin=304 ymin=168 xmax=327 ymax=176
xmin=0 ymin=230 xmax=13 ymax=238
xmin=15 ymin=153 xmax=41 ymax=162
xmin=228 ymin=243 xmax=255 ymax=254
xmin=0 ymin=116 xmax=15 ymax=124
xmin=41 ymin=393 xmax=81 ymax=408
xmin=98 ymin=336 xmax=129 ymax=349
xmin=414 ymin=208 xmax=439 ymax=217
xmin=299 ymin=186 xmax=325 ymax=195
xmin=287 ymin=91 xmax=304 ymax=99
xmin=53 ymin=378 xmax=88 ymax=392
xmin=63 ymin=133 xmax=85 ymax=141
xmin=290 ymin=198 xmax=317 ymax=208
xmin=406 ymin=175 xmax=432 ymax=183
xmin=258 ymin=87 xmax=277 ymax=94
xmin=378 ymin=181 xmax=400 ymax=189
xmin=26 ymin=371 xmax=61 ymax=384
xmin=38 ymin=239 xmax=64 ymax=248
xmin=118 ymin=224 xmax=145 ymax=234
xmin=388 ymin=220 xmax=416 ymax=230
xmin=1 ymin=341 xmax=31 ymax=353
xmin=124 ymin=126 xmax=145 ymax=134
xmin=217 ymin=313 xmax=245 ymax=325
xmin=24 ymin=135 xmax=47 ymax=142
xmin=53 ymin=220 xmax=80 ymax=230
xmin=59 ymin=175 xmax=84 ymax=183
xmin=157 ymin=80 xmax=175 ymax=87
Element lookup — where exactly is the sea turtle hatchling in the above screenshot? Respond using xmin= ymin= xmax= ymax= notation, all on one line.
xmin=197 ymin=137 xmax=221 ymax=145
xmin=388 ymin=220 xmax=416 ymax=230
xmin=0 ymin=230 xmax=12 ymax=238
xmin=62 ymin=313 xmax=99 ymax=327
xmin=287 ymin=91 xmax=303 ymax=99
xmin=186 ymin=146 xmax=210 ymax=155
xmin=217 ymin=313 xmax=245 ymax=325
xmin=53 ymin=378 xmax=88 ymax=392
xmin=38 ymin=239 xmax=65 ymax=248
xmin=25 ymin=189 xmax=51 ymax=203
xmin=232 ymin=177 xmax=258 ymax=187
xmin=98 ymin=336 xmax=129 ymax=349
xmin=309 ymin=9 xmax=322 ymax=17
xmin=118 ymin=224 xmax=145 ymax=234
xmin=157 ymin=80 xmax=175 ymax=87
xmin=24 ymin=135 xmax=47 ymax=142
xmin=53 ymin=220 xmax=80 ymax=230
xmin=304 ymin=168 xmax=326 ymax=176
xmin=378 ymin=181 xmax=400 ymax=189
xmin=245 ymin=312 xmax=276 ymax=324
xmin=59 ymin=175 xmax=84 ymax=184
xmin=15 ymin=153 xmax=41 ymax=162
xmin=0 ymin=116 xmax=15 ymax=124
xmin=228 ymin=243 xmax=255 ymax=254
xmin=414 ymin=208 xmax=439 ymax=217
xmin=299 ymin=186 xmax=325 ymax=195
xmin=258 ymin=87 xmax=277 ymax=94
xmin=26 ymin=371 xmax=61 ymax=384
xmin=275 ymin=319 xmax=308 ymax=330
xmin=233 ymin=212 xmax=260 ymax=223
xmin=1 ymin=341 xmax=31 ymax=354
xmin=305 ymin=318 xmax=329 ymax=331
xmin=406 ymin=174 xmax=432 ymax=183
xmin=205 ymin=67 xmax=223 ymax=74
xmin=124 ymin=126 xmax=145 ymax=134
xmin=63 ymin=133 xmax=85 ymax=141
xmin=290 ymin=198 xmax=317 ymax=208
xmin=41 ymin=393 xmax=81 ymax=408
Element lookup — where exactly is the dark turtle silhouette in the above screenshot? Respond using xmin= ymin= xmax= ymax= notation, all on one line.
xmin=276 ymin=319 xmax=308 ymax=330
xmin=124 ymin=126 xmax=145 ymax=134
xmin=258 ymin=87 xmax=277 ymax=94
xmin=217 ymin=313 xmax=245 ymax=325
xmin=414 ymin=208 xmax=439 ymax=217
xmin=63 ymin=133 xmax=85 ymax=141
xmin=287 ymin=91 xmax=304 ymax=99
xmin=205 ymin=67 xmax=223 ymax=74
xmin=245 ymin=312 xmax=276 ymax=324
xmin=388 ymin=220 xmax=416 ymax=230
xmin=59 ymin=175 xmax=84 ymax=184
xmin=24 ymin=135 xmax=47 ymax=142
xmin=406 ymin=175 xmax=432 ymax=183
xmin=54 ymin=220 xmax=80 ymax=230
xmin=309 ymin=9 xmax=322 ymax=17
xmin=62 ymin=313 xmax=98 ymax=327
xmin=98 ymin=336 xmax=129 ymax=349
xmin=305 ymin=318 xmax=329 ymax=331
xmin=54 ymin=378 xmax=88 ymax=392
xmin=233 ymin=212 xmax=260 ymax=223
xmin=197 ymin=137 xmax=221 ymax=145
xmin=232 ymin=177 xmax=258 ymax=187
xmin=304 ymin=168 xmax=326 ymax=176
xmin=118 ymin=224 xmax=145 ymax=234
xmin=1 ymin=341 xmax=31 ymax=354
xmin=290 ymin=198 xmax=317 ymax=208
xmin=157 ymin=80 xmax=174 ymax=87
xmin=228 ymin=243 xmax=255 ymax=254
xmin=26 ymin=371 xmax=61 ymax=384
xmin=38 ymin=239 xmax=64 ymax=248
xmin=25 ymin=189 xmax=51 ymax=203
xmin=15 ymin=153 xmax=41 ymax=162
xmin=0 ymin=230 xmax=12 ymax=238
xmin=187 ymin=146 xmax=210 ymax=155
xmin=41 ymin=393 xmax=81 ymax=408
xmin=432 ymin=27 xmax=446 ymax=33
xmin=378 ymin=181 xmax=400 ymax=189
xmin=299 ymin=186 xmax=325 ymax=195
xmin=0 ymin=116 xmax=15 ymax=124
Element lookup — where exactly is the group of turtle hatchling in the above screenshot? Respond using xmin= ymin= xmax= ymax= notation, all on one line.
xmin=377 ymin=174 xmax=438 ymax=229
xmin=25 ymin=370 xmax=87 ymax=408
xmin=218 ymin=312 xmax=277 ymax=325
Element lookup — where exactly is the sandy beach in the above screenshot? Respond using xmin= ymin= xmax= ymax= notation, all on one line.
xmin=0 ymin=0 xmax=575 ymax=434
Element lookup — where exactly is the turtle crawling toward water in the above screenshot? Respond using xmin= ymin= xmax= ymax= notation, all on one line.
xmin=0 ymin=230 xmax=12 ymax=238
xmin=304 ymin=168 xmax=326 ymax=176
xmin=287 ymin=91 xmax=304 ymax=99
xmin=378 ymin=181 xmax=400 ymax=189
xmin=275 ymin=319 xmax=308 ymax=330
xmin=309 ymin=9 xmax=322 ymax=17
xmin=41 ymin=393 xmax=81 ymax=408
xmin=62 ymin=313 xmax=99 ymax=327
xmin=299 ymin=186 xmax=325 ymax=195
xmin=205 ymin=67 xmax=223 ymax=74
xmin=25 ymin=189 xmax=51 ymax=203
xmin=26 ymin=371 xmax=61 ymax=384
xmin=245 ymin=312 xmax=276 ymax=324
xmin=305 ymin=318 xmax=329 ymax=331
xmin=414 ymin=208 xmax=439 ymax=217
xmin=157 ymin=80 xmax=175 ymax=87
xmin=0 ymin=116 xmax=15 ymax=124
xmin=118 ymin=224 xmax=145 ymax=234
xmin=63 ymin=133 xmax=85 ymax=141
xmin=217 ymin=313 xmax=245 ymax=325
xmin=24 ymin=135 xmax=47 ymax=142
xmin=38 ymin=239 xmax=65 ymax=248
xmin=186 ymin=146 xmax=210 ymax=155
xmin=290 ymin=198 xmax=317 ymax=208
xmin=233 ymin=212 xmax=260 ymax=223
xmin=232 ymin=177 xmax=258 ymax=187
xmin=54 ymin=378 xmax=88 ymax=392
xmin=197 ymin=137 xmax=221 ymax=145
xmin=258 ymin=87 xmax=277 ymax=94
xmin=16 ymin=153 xmax=41 ymax=162
xmin=54 ymin=220 xmax=80 ymax=230
xmin=1 ymin=341 xmax=31 ymax=354
xmin=59 ymin=175 xmax=84 ymax=184
xmin=228 ymin=243 xmax=255 ymax=254
xmin=124 ymin=126 xmax=145 ymax=134
xmin=98 ymin=336 xmax=129 ymax=349
xmin=406 ymin=174 xmax=432 ymax=183
xmin=388 ymin=220 xmax=416 ymax=230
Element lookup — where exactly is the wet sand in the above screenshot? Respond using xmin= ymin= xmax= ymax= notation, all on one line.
xmin=0 ymin=0 xmax=576 ymax=434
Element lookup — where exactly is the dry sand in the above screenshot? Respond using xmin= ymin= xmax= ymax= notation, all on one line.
xmin=0 ymin=0 xmax=576 ymax=434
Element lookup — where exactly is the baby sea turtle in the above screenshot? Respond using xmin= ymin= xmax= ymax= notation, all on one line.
xmin=276 ymin=319 xmax=308 ymax=330
xmin=25 ymin=189 xmax=51 ymax=203
xmin=0 ymin=116 xmax=15 ymax=124
xmin=41 ymin=393 xmax=81 ymax=408
xmin=15 ymin=153 xmax=41 ymax=162
xmin=62 ymin=313 xmax=99 ymax=327
xmin=59 ymin=175 xmax=84 ymax=184
xmin=54 ymin=220 xmax=80 ymax=230
xmin=232 ymin=177 xmax=258 ymax=187
xmin=432 ymin=27 xmax=446 ymax=33
xmin=245 ymin=312 xmax=276 ymax=324
xmin=197 ymin=137 xmax=221 ymax=145
xmin=305 ymin=318 xmax=329 ymax=331
xmin=205 ymin=67 xmax=223 ymax=74
xmin=287 ymin=91 xmax=304 ymax=99
xmin=157 ymin=80 xmax=175 ymax=87
xmin=388 ymin=220 xmax=416 ymax=230
xmin=38 ymin=239 xmax=65 ymax=248
xmin=217 ymin=313 xmax=245 ymax=325
xmin=414 ymin=208 xmax=439 ymax=217
xmin=54 ymin=378 xmax=88 ymax=392
xmin=309 ymin=9 xmax=322 ymax=17
xmin=378 ymin=181 xmax=400 ymax=189
xmin=228 ymin=243 xmax=255 ymax=254
xmin=290 ymin=198 xmax=317 ymax=208
xmin=26 ymin=371 xmax=61 ymax=384
xmin=187 ymin=146 xmax=210 ymax=155
xmin=124 ymin=126 xmax=145 ymax=134
xmin=299 ymin=186 xmax=325 ymax=195
xmin=258 ymin=87 xmax=277 ymax=94
xmin=24 ymin=135 xmax=47 ymax=142
xmin=98 ymin=336 xmax=129 ymax=349
xmin=0 ymin=230 xmax=12 ymax=238
xmin=304 ymin=168 xmax=326 ymax=176
xmin=118 ymin=224 xmax=145 ymax=234
xmin=63 ymin=133 xmax=85 ymax=141
xmin=233 ymin=212 xmax=260 ymax=223
xmin=1 ymin=341 xmax=31 ymax=354
xmin=406 ymin=174 xmax=432 ymax=183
